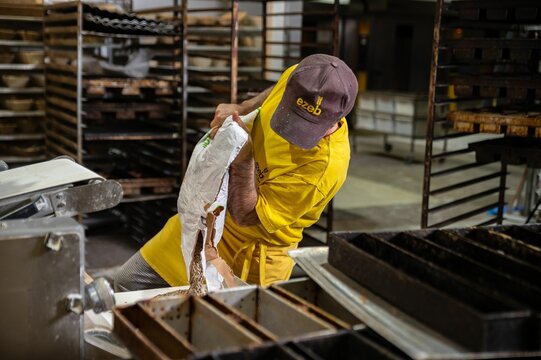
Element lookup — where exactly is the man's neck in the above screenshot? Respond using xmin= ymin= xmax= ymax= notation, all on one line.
xmin=324 ymin=121 xmax=341 ymax=136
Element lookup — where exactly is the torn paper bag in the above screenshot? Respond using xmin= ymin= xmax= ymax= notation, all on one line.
xmin=178 ymin=109 xmax=259 ymax=293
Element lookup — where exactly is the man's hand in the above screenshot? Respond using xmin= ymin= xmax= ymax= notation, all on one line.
xmin=210 ymin=111 xmax=249 ymax=139
xmin=209 ymin=86 xmax=273 ymax=137
xmin=211 ymin=103 xmax=244 ymax=129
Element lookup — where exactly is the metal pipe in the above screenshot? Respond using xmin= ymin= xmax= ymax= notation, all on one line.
xmin=430 ymin=162 xmax=493 ymax=178
xmin=429 ymin=202 xmax=502 ymax=228
xmin=430 ymin=172 xmax=504 ymax=195
xmin=181 ymin=0 xmax=188 ymax=175
xmin=429 ymin=187 xmax=502 ymax=213
xmin=421 ymin=0 xmax=444 ymax=228
xmin=230 ymin=0 xmax=239 ymax=104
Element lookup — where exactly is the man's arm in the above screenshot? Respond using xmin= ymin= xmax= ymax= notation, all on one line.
xmin=227 ymin=112 xmax=260 ymax=226
xmin=210 ymin=86 xmax=273 ymax=128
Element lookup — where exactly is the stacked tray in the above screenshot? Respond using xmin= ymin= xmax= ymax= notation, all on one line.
xmin=82 ymin=3 xmax=179 ymax=36
xmin=0 ymin=4 xmax=46 ymax=165
xmin=329 ymin=225 xmax=541 ymax=352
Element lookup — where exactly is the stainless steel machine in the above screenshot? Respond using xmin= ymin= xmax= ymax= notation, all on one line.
xmin=0 ymin=158 xmax=123 ymax=358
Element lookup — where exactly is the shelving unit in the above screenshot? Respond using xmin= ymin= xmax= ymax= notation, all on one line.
xmin=0 ymin=4 xmax=46 ymax=167
xmin=43 ymin=1 xmax=186 ymax=241
xmin=421 ymin=0 xmax=541 ymax=228
xmin=185 ymin=0 xmax=339 ymax=127
xmin=185 ymin=1 xmax=249 ymax=137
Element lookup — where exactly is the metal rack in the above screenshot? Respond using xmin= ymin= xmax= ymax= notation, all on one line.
xmin=0 ymin=4 xmax=46 ymax=166
xmin=421 ymin=0 xmax=541 ymax=228
xmin=184 ymin=0 xmax=246 ymax=137
xmin=43 ymin=1 xmax=187 ymax=240
xmin=184 ymin=0 xmax=339 ymax=132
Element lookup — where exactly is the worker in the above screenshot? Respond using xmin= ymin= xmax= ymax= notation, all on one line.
xmin=114 ymin=54 xmax=358 ymax=290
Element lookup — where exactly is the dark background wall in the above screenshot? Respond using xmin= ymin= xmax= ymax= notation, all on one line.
xmin=364 ymin=0 xmax=435 ymax=93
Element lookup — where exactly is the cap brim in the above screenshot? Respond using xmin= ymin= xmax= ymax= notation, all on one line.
xmin=270 ymin=100 xmax=330 ymax=150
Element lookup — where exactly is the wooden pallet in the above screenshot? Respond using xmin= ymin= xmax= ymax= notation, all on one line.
xmin=83 ymin=102 xmax=172 ymax=120
xmin=450 ymin=74 xmax=541 ymax=100
xmin=452 ymin=40 xmax=540 ymax=63
xmin=449 ymin=108 xmax=541 ymax=137
xmin=117 ymin=177 xmax=177 ymax=196
xmin=84 ymin=78 xmax=175 ymax=97
xmin=451 ymin=0 xmax=541 ymax=22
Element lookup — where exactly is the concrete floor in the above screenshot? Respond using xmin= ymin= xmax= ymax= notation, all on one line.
xmin=86 ymin=133 xmax=527 ymax=273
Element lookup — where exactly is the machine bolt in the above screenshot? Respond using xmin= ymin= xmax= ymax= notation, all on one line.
xmin=54 ymin=192 xmax=66 ymax=212
xmin=66 ymin=294 xmax=83 ymax=314
xmin=45 ymin=233 xmax=63 ymax=251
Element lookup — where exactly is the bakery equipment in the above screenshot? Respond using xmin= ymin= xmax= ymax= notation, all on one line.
xmin=0 ymin=157 xmax=123 ymax=358
xmin=0 ymin=157 xmax=122 ymax=220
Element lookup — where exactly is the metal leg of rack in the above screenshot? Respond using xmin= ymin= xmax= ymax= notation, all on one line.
xmin=496 ymin=162 xmax=508 ymax=225
xmin=383 ymin=133 xmax=392 ymax=152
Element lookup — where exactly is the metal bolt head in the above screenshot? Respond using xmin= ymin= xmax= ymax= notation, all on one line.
xmin=45 ymin=234 xmax=63 ymax=251
xmin=66 ymin=294 xmax=83 ymax=315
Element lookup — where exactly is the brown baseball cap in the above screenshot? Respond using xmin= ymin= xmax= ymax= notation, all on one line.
xmin=270 ymin=54 xmax=358 ymax=150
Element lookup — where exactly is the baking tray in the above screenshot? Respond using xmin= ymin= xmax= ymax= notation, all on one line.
xmin=329 ymin=233 xmax=533 ymax=352
xmin=113 ymin=286 xmax=344 ymax=359
xmin=290 ymin=246 xmax=541 ymax=359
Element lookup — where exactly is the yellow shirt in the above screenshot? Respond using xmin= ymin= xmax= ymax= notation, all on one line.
xmin=218 ymin=65 xmax=350 ymax=285
xmin=141 ymin=65 xmax=350 ymax=286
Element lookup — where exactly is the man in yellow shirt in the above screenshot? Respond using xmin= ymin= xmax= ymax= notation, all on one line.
xmin=114 ymin=54 xmax=358 ymax=290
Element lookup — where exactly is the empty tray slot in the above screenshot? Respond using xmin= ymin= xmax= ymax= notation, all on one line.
xmin=290 ymin=330 xmax=404 ymax=360
xmin=143 ymin=296 xmax=263 ymax=352
xmin=467 ymin=228 xmax=541 ymax=265
xmin=429 ymin=230 xmax=541 ymax=286
xmin=274 ymin=277 xmax=362 ymax=327
xmin=209 ymin=287 xmax=335 ymax=338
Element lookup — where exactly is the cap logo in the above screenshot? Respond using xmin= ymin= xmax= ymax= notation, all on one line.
xmin=296 ymin=96 xmax=323 ymax=116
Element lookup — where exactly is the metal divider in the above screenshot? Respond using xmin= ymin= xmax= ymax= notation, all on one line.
xmin=274 ymin=278 xmax=363 ymax=327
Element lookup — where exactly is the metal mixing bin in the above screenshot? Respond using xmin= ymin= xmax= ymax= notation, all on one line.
xmin=113 ymin=283 xmax=375 ymax=360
